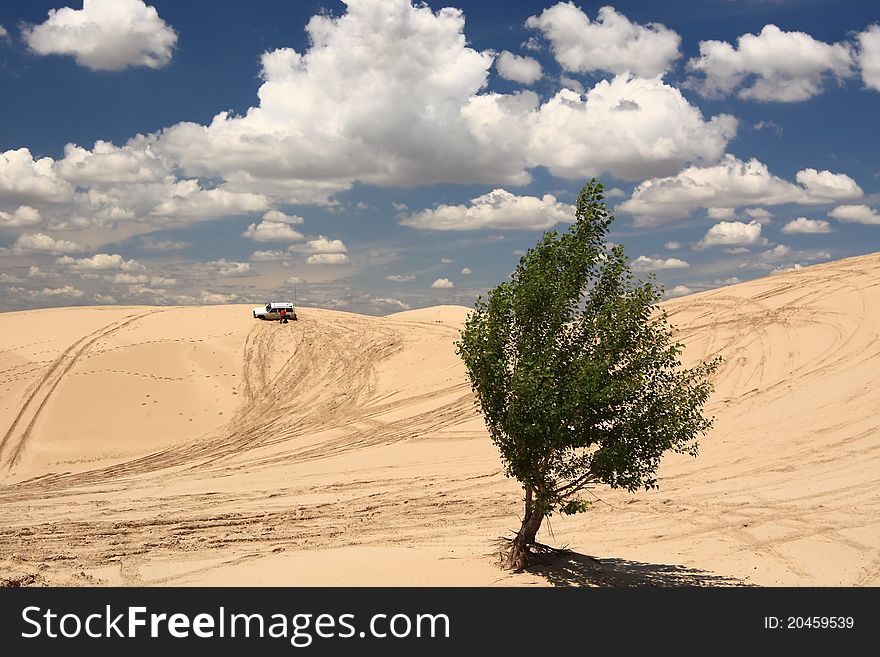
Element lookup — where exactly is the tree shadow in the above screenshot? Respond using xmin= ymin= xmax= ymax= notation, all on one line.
xmin=528 ymin=550 xmax=753 ymax=587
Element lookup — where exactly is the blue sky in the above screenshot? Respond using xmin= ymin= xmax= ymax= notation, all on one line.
xmin=0 ymin=0 xmax=878 ymax=313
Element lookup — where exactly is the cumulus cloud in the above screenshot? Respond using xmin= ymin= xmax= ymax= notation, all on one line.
xmin=150 ymin=180 xmax=268 ymax=220
xmin=153 ymin=0 xmax=734 ymax=204
xmin=242 ymin=217 xmax=304 ymax=241
xmin=0 ymin=205 xmax=41 ymax=228
xmin=664 ymin=241 xmax=680 ymax=250
xmin=11 ymin=233 xmax=84 ymax=254
xmin=262 ymin=210 xmax=303 ymax=225
xmin=829 ymin=204 xmax=880 ymax=224
xmin=858 ymin=25 xmax=880 ymax=91
xmin=528 ymin=77 xmax=736 ymax=181
xmin=744 ymin=207 xmax=773 ymax=221
xmin=781 ymin=217 xmax=833 ymax=234
xmin=431 ymin=277 xmax=455 ymax=288
xmin=665 ymin=285 xmax=693 ymax=298
xmin=460 ymin=267 xmax=472 ymax=275
xmin=526 ymin=4 xmax=681 ymax=77
xmin=620 ymin=155 xmax=862 ymax=224
xmin=14 ymin=285 xmax=86 ymax=300
xmin=56 ymin=253 xmax=142 ymax=271
xmin=373 ymin=297 xmax=409 ymax=309
xmin=200 ymin=259 xmax=252 ymax=277
xmin=771 ymin=263 xmax=805 ymax=275
xmin=294 ymin=236 xmax=348 ymax=254
xmin=201 ymin=291 xmax=240 ymax=304
xmin=112 ymin=273 xmax=148 ymax=285
xmin=686 ymin=24 xmax=854 ymax=101
xmin=707 ymin=207 xmax=736 ymax=220
xmin=23 ymin=0 xmax=178 ymax=71
xmin=400 ymin=188 xmax=575 ymax=230
xmin=57 ymin=138 xmax=169 ymax=187
xmin=631 ymin=256 xmax=689 ymax=271
xmin=250 ymin=249 xmax=289 ymax=261
xmin=0 ymin=25 xmax=8 ymax=40
xmin=695 ymin=220 xmax=768 ymax=250
xmin=796 ymin=169 xmax=862 ymax=201
xmin=306 ymin=253 xmax=349 ymax=265
xmin=385 ymin=274 xmax=415 ymax=282
xmin=495 ymin=51 xmax=542 ymax=84
xmin=0 ymin=148 xmax=74 ymax=204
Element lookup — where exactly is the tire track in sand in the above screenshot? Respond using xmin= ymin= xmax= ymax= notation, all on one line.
xmin=0 ymin=311 xmax=159 ymax=471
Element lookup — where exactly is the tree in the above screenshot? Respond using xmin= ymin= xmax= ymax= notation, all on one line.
xmin=455 ymin=179 xmax=720 ymax=570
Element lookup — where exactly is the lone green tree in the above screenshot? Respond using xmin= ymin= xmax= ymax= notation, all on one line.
xmin=456 ymin=180 xmax=720 ymax=570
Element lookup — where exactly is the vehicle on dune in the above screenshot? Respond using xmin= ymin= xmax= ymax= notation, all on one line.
xmin=253 ymin=301 xmax=297 ymax=323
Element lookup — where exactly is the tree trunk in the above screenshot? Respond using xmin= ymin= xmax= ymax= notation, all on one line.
xmin=504 ymin=489 xmax=545 ymax=570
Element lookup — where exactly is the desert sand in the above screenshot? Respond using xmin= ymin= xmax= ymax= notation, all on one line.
xmin=1 ymin=252 xmax=879 ymax=586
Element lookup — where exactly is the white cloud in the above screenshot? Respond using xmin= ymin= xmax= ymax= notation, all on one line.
xmin=261 ymin=210 xmax=303 ymax=225
xmin=149 ymin=276 xmax=176 ymax=287
xmin=714 ymin=277 xmax=740 ymax=285
xmin=58 ymin=139 xmax=168 ymax=185
xmin=664 ymin=241 xmax=680 ymax=250
xmin=0 ymin=148 xmax=73 ymax=204
xmin=605 ymin=187 xmax=626 ymax=199
xmin=781 ymin=217 xmax=833 ymax=234
xmin=242 ymin=219 xmax=304 ymax=241
xmin=57 ymin=253 xmax=142 ymax=271
xmin=686 ymin=24 xmax=854 ymax=102
xmin=23 ymin=0 xmax=177 ymax=71
xmin=695 ymin=220 xmax=767 ymax=250
xmin=201 ymin=291 xmax=240 ymax=304
xmin=829 ymin=204 xmax=880 ymax=224
xmin=526 ymin=4 xmax=681 ymax=77
xmin=707 ymin=207 xmax=736 ymax=220
xmin=631 ymin=256 xmax=689 ymax=271
xmin=528 ymin=77 xmax=736 ymax=181
xmin=796 ymin=168 xmax=862 ymax=201
xmin=400 ymin=188 xmax=575 ymax=230
xmin=858 ymin=25 xmax=880 ymax=91
xmin=431 ymin=277 xmax=455 ymax=289
xmin=385 ymin=274 xmax=415 ymax=282
xmin=112 ymin=273 xmax=148 ymax=284
xmin=294 ymin=236 xmax=348 ymax=254
xmin=9 ymin=285 xmax=86 ymax=300
xmin=744 ymin=207 xmax=773 ymax=221
xmin=440 ymin=257 xmax=454 ymax=263
xmin=373 ymin=297 xmax=410 ymax=309
xmin=460 ymin=267 xmax=472 ymax=275
xmin=306 ymin=253 xmax=349 ymax=265
xmin=724 ymin=247 xmax=750 ymax=255
xmin=761 ymin=244 xmax=791 ymax=260
xmin=771 ymin=263 xmax=805 ymax=275
xmin=0 ymin=205 xmax=41 ymax=228
xmin=11 ymin=233 xmax=84 ymax=254
xmin=150 ymin=180 xmax=268 ymax=220
xmin=153 ymin=0 xmax=734 ymax=204
xmin=495 ymin=51 xmax=542 ymax=84
xmin=665 ymin=285 xmax=693 ymax=298
xmin=0 ymin=25 xmax=8 ymax=39
xmin=620 ymin=155 xmax=862 ymax=224
xmin=251 ymin=249 xmax=289 ymax=261
xmin=201 ymin=259 xmax=252 ymax=277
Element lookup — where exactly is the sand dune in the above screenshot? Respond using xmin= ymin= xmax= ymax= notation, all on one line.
xmin=1 ymin=252 xmax=879 ymax=586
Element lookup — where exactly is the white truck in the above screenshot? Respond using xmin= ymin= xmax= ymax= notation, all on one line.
xmin=253 ymin=301 xmax=297 ymax=323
